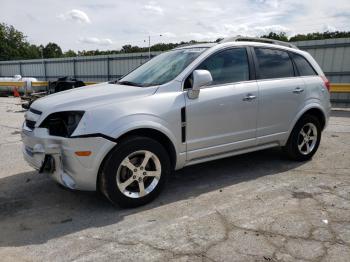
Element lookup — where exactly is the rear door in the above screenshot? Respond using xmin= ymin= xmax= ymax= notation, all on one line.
xmin=253 ymin=47 xmax=306 ymax=144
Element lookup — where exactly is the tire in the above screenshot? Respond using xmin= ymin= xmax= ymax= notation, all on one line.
xmin=284 ymin=114 xmax=322 ymax=161
xmin=100 ymin=136 xmax=171 ymax=208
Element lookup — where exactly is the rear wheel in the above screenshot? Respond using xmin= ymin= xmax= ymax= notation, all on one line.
xmin=100 ymin=136 xmax=171 ymax=208
xmin=284 ymin=115 xmax=322 ymax=161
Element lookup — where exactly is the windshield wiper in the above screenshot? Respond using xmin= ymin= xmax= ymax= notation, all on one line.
xmin=117 ymin=81 xmax=142 ymax=87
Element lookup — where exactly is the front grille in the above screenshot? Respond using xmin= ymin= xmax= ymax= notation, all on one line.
xmin=26 ymin=120 xmax=36 ymax=129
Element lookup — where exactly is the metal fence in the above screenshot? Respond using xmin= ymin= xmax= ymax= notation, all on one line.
xmin=294 ymin=38 xmax=350 ymax=82
xmin=293 ymin=38 xmax=350 ymax=104
xmin=0 ymin=38 xmax=350 ymax=102
xmin=1 ymin=39 xmax=350 ymax=82
xmin=0 ymin=51 xmax=162 ymax=82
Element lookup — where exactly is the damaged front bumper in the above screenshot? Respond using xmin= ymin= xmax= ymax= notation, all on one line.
xmin=21 ymin=125 xmax=116 ymax=191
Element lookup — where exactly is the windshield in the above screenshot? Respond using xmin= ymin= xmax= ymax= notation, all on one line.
xmin=117 ymin=48 xmax=207 ymax=87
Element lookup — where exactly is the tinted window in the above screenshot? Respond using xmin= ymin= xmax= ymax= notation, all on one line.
xmin=291 ymin=53 xmax=317 ymax=76
xmin=196 ymin=48 xmax=249 ymax=85
xmin=255 ymin=48 xmax=294 ymax=79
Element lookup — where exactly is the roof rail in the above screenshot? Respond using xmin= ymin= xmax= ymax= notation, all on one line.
xmin=219 ymin=36 xmax=298 ymax=49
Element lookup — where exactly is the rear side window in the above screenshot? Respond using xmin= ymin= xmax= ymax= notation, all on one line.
xmin=291 ymin=53 xmax=317 ymax=76
xmin=196 ymin=48 xmax=249 ymax=85
xmin=255 ymin=48 xmax=294 ymax=79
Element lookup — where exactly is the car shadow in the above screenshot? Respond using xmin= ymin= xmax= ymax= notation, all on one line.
xmin=0 ymin=147 xmax=305 ymax=247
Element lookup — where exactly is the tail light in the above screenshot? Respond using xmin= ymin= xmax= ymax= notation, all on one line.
xmin=321 ymin=76 xmax=330 ymax=92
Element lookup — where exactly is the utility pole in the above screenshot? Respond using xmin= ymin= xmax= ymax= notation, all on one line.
xmin=148 ymin=35 xmax=151 ymax=59
xmin=40 ymin=47 xmax=46 ymax=81
xmin=145 ymin=34 xmax=162 ymax=60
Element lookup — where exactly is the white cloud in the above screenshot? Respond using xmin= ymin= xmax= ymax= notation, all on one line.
xmin=187 ymin=24 xmax=291 ymax=42
xmin=323 ymin=24 xmax=337 ymax=32
xmin=254 ymin=25 xmax=292 ymax=35
xmin=58 ymin=9 xmax=91 ymax=24
xmin=255 ymin=0 xmax=281 ymax=8
xmin=78 ymin=37 xmax=113 ymax=46
xmin=2 ymin=0 xmax=350 ymax=51
xmin=143 ymin=1 xmax=164 ymax=15
xmin=161 ymin=32 xmax=176 ymax=38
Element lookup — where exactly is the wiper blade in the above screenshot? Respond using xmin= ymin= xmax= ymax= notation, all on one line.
xmin=117 ymin=81 xmax=142 ymax=87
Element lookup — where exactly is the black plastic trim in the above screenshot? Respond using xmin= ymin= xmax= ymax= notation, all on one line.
xmin=70 ymin=133 xmax=117 ymax=142
xmin=29 ymin=107 xmax=42 ymax=115
xmin=247 ymin=46 xmax=257 ymax=80
xmin=181 ymin=107 xmax=186 ymax=143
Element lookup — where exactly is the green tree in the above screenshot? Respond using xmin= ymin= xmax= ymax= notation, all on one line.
xmin=23 ymin=44 xmax=41 ymax=59
xmin=260 ymin=32 xmax=288 ymax=42
xmin=63 ymin=49 xmax=77 ymax=57
xmin=43 ymin=42 xmax=63 ymax=58
xmin=0 ymin=23 xmax=31 ymax=60
xmin=289 ymin=31 xmax=350 ymax=42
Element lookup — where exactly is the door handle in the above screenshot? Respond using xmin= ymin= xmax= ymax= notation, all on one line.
xmin=293 ymin=87 xmax=304 ymax=94
xmin=243 ymin=94 xmax=256 ymax=101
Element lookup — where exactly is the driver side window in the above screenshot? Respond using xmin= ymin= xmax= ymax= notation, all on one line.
xmin=197 ymin=48 xmax=250 ymax=86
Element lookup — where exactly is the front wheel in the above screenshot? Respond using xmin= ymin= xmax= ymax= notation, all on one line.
xmin=100 ymin=136 xmax=171 ymax=208
xmin=284 ymin=115 xmax=322 ymax=161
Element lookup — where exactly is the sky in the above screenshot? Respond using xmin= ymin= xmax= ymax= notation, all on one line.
xmin=1 ymin=0 xmax=350 ymax=51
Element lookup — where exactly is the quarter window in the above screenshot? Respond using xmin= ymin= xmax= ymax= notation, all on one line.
xmin=196 ymin=48 xmax=250 ymax=85
xmin=291 ymin=53 xmax=317 ymax=76
xmin=255 ymin=48 xmax=294 ymax=79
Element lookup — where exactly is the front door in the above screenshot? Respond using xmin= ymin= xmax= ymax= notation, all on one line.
xmin=184 ymin=47 xmax=258 ymax=161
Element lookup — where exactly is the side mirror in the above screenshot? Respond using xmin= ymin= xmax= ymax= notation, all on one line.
xmin=187 ymin=70 xmax=213 ymax=99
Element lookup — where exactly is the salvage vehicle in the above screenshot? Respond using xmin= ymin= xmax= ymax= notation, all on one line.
xmin=22 ymin=37 xmax=331 ymax=207
xmin=21 ymin=77 xmax=85 ymax=109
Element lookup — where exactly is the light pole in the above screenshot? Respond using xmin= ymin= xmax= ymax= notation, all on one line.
xmin=39 ymin=46 xmax=46 ymax=81
xmin=145 ymin=34 xmax=162 ymax=59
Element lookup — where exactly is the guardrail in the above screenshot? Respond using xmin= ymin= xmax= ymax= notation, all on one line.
xmin=1 ymin=81 xmax=350 ymax=92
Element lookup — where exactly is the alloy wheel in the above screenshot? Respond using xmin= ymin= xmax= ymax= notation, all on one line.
xmin=297 ymin=123 xmax=318 ymax=155
xmin=116 ymin=150 xmax=161 ymax=198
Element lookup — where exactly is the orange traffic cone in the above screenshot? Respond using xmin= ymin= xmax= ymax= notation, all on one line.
xmin=13 ymin=86 xmax=20 ymax=97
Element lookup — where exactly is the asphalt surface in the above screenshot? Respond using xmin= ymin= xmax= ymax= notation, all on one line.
xmin=0 ymin=97 xmax=349 ymax=262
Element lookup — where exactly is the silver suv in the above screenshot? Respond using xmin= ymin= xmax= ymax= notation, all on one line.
xmin=22 ymin=37 xmax=331 ymax=207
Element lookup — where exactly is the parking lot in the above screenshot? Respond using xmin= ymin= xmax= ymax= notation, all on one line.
xmin=0 ymin=97 xmax=349 ymax=262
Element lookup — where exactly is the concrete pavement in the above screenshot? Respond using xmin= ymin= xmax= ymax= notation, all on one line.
xmin=0 ymin=97 xmax=349 ymax=262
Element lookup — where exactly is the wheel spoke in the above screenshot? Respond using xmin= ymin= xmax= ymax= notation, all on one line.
xmin=309 ymin=136 xmax=316 ymax=141
xmin=298 ymin=140 xmax=306 ymax=150
xmin=305 ymin=142 xmax=311 ymax=154
xmin=138 ymin=180 xmax=145 ymax=197
xmin=119 ymin=177 xmax=134 ymax=192
xmin=300 ymin=129 xmax=307 ymax=138
xmin=145 ymin=170 xmax=161 ymax=179
xmin=306 ymin=126 xmax=312 ymax=136
xmin=141 ymin=151 xmax=152 ymax=168
xmin=121 ymin=158 xmax=136 ymax=171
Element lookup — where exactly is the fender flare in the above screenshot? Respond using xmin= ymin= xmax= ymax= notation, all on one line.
xmin=288 ymin=102 xmax=327 ymax=135
xmin=107 ymin=114 xmax=180 ymax=156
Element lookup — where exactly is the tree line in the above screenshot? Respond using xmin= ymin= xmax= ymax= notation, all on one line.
xmin=1 ymin=22 xmax=350 ymax=61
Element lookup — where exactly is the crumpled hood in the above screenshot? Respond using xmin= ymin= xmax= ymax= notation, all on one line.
xmin=31 ymin=82 xmax=158 ymax=113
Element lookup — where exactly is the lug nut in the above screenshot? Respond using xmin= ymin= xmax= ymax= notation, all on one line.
xmin=143 ymin=172 xmax=147 ymax=176
xmin=134 ymin=169 xmax=137 ymax=172
xmin=140 ymin=167 xmax=143 ymax=170
xmin=133 ymin=175 xmax=136 ymax=179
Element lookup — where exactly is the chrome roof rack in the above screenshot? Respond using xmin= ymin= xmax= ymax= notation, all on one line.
xmin=219 ymin=36 xmax=298 ymax=49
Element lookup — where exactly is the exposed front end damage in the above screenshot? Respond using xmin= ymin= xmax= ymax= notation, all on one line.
xmin=21 ymin=125 xmax=116 ymax=191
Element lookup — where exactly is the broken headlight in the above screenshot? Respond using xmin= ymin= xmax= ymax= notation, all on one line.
xmin=40 ymin=111 xmax=85 ymax=137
